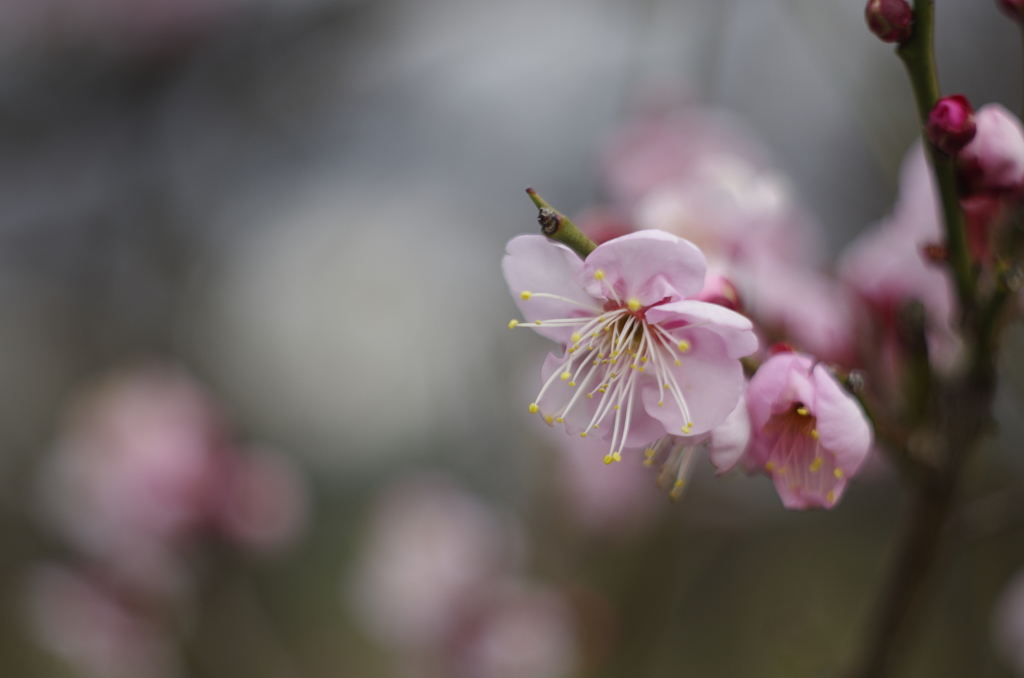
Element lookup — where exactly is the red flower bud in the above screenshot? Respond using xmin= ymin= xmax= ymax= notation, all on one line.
xmin=997 ymin=0 xmax=1024 ymax=23
xmin=926 ymin=95 xmax=977 ymax=155
xmin=865 ymin=0 xmax=913 ymax=43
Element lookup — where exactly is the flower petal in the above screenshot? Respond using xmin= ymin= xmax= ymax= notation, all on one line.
xmin=641 ymin=327 xmax=745 ymax=436
xmin=707 ymin=395 xmax=751 ymax=474
xmin=745 ymin=352 xmax=815 ymax=429
xmin=582 ymin=230 xmax=707 ymax=306
xmin=645 ymin=300 xmax=758 ymax=359
xmin=811 ymin=364 xmax=872 ymax=474
xmin=502 ymin=235 xmax=599 ymax=343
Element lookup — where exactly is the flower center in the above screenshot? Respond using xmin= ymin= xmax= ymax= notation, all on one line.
xmin=763 ymin=403 xmax=843 ymax=504
xmin=513 ymin=282 xmax=696 ymax=464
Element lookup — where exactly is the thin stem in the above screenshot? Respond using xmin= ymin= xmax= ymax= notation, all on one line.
xmin=896 ymin=0 xmax=975 ymax=309
xmin=526 ymin=188 xmax=597 ymax=258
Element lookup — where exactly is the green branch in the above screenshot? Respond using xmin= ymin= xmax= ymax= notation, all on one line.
xmin=896 ymin=0 xmax=975 ymax=308
xmin=525 ymin=188 xmax=597 ymax=259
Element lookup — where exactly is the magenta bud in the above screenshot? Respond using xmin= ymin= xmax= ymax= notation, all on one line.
xmin=997 ymin=0 xmax=1024 ymax=23
xmin=865 ymin=0 xmax=913 ymax=43
xmin=926 ymin=95 xmax=977 ymax=155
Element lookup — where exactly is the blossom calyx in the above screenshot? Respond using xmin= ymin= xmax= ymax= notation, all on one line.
xmin=926 ymin=95 xmax=977 ymax=155
xmin=865 ymin=0 xmax=913 ymax=43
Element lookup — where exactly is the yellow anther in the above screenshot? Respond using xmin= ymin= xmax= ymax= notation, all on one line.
xmin=599 ymin=388 xmax=606 ymax=394
xmin=645 ymin=448 xmax=656 ymax=458
xmin=658 ymin=401 xmax=663 ymax=407
xmin=534 ymin=320 xmax=542 ymax=325
xmin=543 ymin=415 xmax=554 ymax=424
xmin=603 ymin=454 xmax=613 ymax=465
xmin=827 ymin=491 xmax=836 ymax=503
xmin=797 ymin=406 xmax=809 ymax=416
xmin=664 ymin=384 xmax=669 ymax=389
xmin=560 ymin=372 xmax=571 ymax=381
xmin=765 ymin=461 xmax=776 ymax=472
xmin=687 ymin=421 xmax=694 ymax=427
xmin=677 ymin=340 xmax=691 ymax=352
xmin=809 ymin=457 xmax=823 ymax=473
xmin=639 ymin=367 xmax=645 ymax=372
xmin=556 ymin=417 xmax=564 ymax=423
xmin=508 ymin=319 xmax=519 ymax=329
xmin=568 ymin=382 xmax=576 ymax=387
xmin=834 ymin=468 xmax=844 ymax=479
xmin=673 ymin=478 xmax=684 ymax=489
xmin=627 ymin=298 xmax=642 ymax=312
xmin=675 ymin=359 xmax=681 ymax=366
xmin=630 ymin=365 xmax=636 ymax=370
xmin=528 ymin=403 xmax=539 ymax=414
xmin=586 ymin=393 xmax=593 ymax=399
xmin=567 ymin=348 xmax=575 ymax=354
xmin=810 ymin=429 xmax=819 ymax=440
xmin=613 ymin=405 xmax=619 ymax=410
xmin=580 ymin=432 xmax=588 ymax=438
xmin=612 ymin=451 xmax=622 ymax=462
xmin=520 ymin=291 xmax=532 ymax=300
xmin=641 ymin=356 xmax=648 ymax=362
xmin=643 ymin=457 xmax=655 ymax=467
xmin=594 ymin=269 xmax=605 ymax=280
xmin=593 ymin=424 xmax=600 ymax=429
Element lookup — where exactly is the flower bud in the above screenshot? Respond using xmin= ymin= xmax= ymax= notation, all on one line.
xmin=926 ymin=95 xmax=976 ymax=155
xmin=958 ymin=104 xmax=1024 ymax=196
xmin=865 ymin=0 xmax=913 ymax=43
xmin=997 ymin=0 xmax=1024 ymax=23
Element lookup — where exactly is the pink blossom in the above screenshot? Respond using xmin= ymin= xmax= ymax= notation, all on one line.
xmin=451 ymin=581 xmax=579 ymax=678
xmin=348 ymin=475 xmax=514 ymax=651
xmin=959 ymin=104 xmax=1024 ymax=195
xmin=744 ymin=353 xmax=872 ymax=510
xmin=837 ymin=142 xmax=962 ymax=372
xmin=27 ymin=563 xmax=178 ymax=678
xmin=503 ymin=231 xmax=758 ymax=463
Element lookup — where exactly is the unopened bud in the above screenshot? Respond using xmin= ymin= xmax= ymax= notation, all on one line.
xmin=769 ymin=343 xmax=795 ymax=356
xmin=926 ymin=95 xmax=977 ymax=154
xmin=997 ymin=0 xmax=1024 ymax=23
xmin=865 ymin=0 xmax=913 ymax=43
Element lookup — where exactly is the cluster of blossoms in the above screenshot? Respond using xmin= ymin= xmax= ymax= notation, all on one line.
xmin=348 ymin=474 xmax=579 ymax=678
xmin=504 ymin=94 xmax=1024 ymax=511
xmin=28 ymin=362 xmax=308 ymax=678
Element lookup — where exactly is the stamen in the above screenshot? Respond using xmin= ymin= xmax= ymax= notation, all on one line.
xmin=508 ymin=319 xmax=519 ymax=328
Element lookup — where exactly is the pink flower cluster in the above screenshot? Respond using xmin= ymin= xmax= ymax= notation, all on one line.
xmin=348 ymin=474 xmax=579 ymax=678
xmin=503 ymin=99 xmax=1024 ymax=511
xmin=30 ymin=362 xmax=308 ymax=677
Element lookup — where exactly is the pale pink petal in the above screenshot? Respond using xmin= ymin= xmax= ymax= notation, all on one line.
xmin=745 ymin=352 xmax=814 ymax=428
xmin=502 ymin=235 xmax=598 ymax=343
xmin=640 ymin=328 xmax=745 ymax=436
xmin=707 ymin=395 xmax=752 ymax=474
xmin=959 ymin=104 xmax=1024 ymax=193
xmin=810 ymin=365 xmax=872 ymax=474
xmin=582 ymin=230 xmax=707 ymax=306
xmin=645 ymin=299 xmax=758 ymax=359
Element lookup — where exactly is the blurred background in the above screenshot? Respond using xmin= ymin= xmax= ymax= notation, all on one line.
xmin=1 ymin=0 xmax=1024 ymax=676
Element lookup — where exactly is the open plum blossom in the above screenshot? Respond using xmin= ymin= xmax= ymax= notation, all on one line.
xmin=503 ymin=230 xmax=758 ymax=463
xmin=740 ymin=352 xmax=872 ymax=509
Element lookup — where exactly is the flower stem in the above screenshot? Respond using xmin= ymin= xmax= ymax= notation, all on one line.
xmin=895 ymin=0 xmax=975 ymax=308
xmin=525 ymin=188 xmax=597 ymax=258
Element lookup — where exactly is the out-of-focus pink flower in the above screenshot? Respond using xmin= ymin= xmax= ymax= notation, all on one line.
xmin=37 ymin=364 xmax=228 ymax=595
xmin=572 ymin=207 xmax=635 ymax=247
xmin=744 ymin=353 xmax=872 ymax=510
xmin=838 ymin=142 xmax=963 ymax=372
xmin=26 ymin=563 xmax=178 ymax=678
xmin=602 ymin=109 xmax=770 ymax=205
xmin=451 ymin=582 xmax=579 ymax=678
xmin=215 ymin=447 xmax=308 ymax=555
xmin=348 ymin=475 xmax=514 ymax=651
xmin=503 ymin=231 xmax=758 ymax=461
xmin=865 ymin=0 xmax=913 ymax=43
xmin=37 ymin=362 xmax=308 ymax=596
xmin=959 ymin=104 xmax=1024 ymax=196
xmin=643 ymin=393 xmax=752 ymax=500
xmin=926 ymin=95 xmax=977 ymax=155
xmin=635 ymin=153 xmax=822 ymax=267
